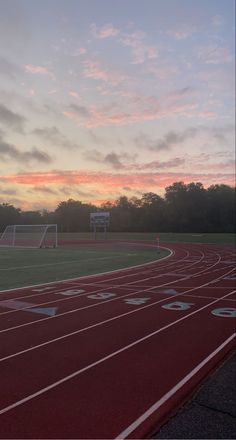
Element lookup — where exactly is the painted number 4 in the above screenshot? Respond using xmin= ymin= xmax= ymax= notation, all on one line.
xmin=87 ymin=292 xmax=116 ymax=299
xmin=162 ymin=301 xmax=194 ymax=311
xmin=124 ymin=298 xmax=150 ymax=305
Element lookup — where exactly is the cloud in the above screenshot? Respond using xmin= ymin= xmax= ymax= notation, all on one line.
xmin=119 ymin=30 xmax=158 ymax=64
xmin=135 ymin=125 xmax=234 ymax=151
xmin=131 ymin=158 xmax=186 ymax=170
xmin=71 ymin=47 xmax=87 ymax=56
xmin=90 ymin=23 xmax=158 ymax=64
xmin=2 ymin=170 xmax=234 ymax=190
xmin=68 ymin=91 xmax=81 ymax=99
xmin=68 ymin=104 xmax=90 ymax=118
xmin=33 ymin=125 xmax=80 ymax=150
xmin=24 ymin=64 xmax=54 ymax=78
xmin=30 ymin=186 xmax=58 ymax=195
xmin=83 ymin=149 xmax=137 ymax=169
xmin=0 ymin=132 xmax=52 ymax=164
xmin=167 ymin=24 xmax=197 ymax=40
xmin=90 ymin=23 xmax=120 ymax=39
xmin=83 ymin=149 xmax=185 ymax=171
xmin=59 ymin=186 xmax=98 ymax=198
xmin=0 ymin=186 xmax=18 ymax=196
xmin=63 ymin=85 xmax=214 ymax=129
xmin=62 ymin=103 xmax=91 ymax=126
xmin=0 ymin=103 xmax=26 ymax=132
xmin=135 ymin=132 xmax=185 ymax=151
xmin=198 ymin=46 xmax=233 ymax=64
xmin=0 ymin=57 xmax=22 ymax=80
xmin=63 ymin=99 xmax=211 ymax=128
xmin=186 ymin=152 xmax=235 ymax=173
xmin=105 ymin=152 xmax=126 ymax=169
xmin=83 ymin=60 xmax=126 ymax=85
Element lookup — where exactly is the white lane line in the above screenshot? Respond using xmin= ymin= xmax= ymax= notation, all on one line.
xmin=0 ymin=252 xmax=192 ymax=316
xmin=0 ymin=251 xmax=227 ymax=334
xmin=0 ymin=251 xmax=200 ymax=316
xmin=0 ymin=246 xmax=173 ymax=295
xmin=0 ymin=248 xmax=189 ymax=308
xmin=0 ymin=292 xmax=234 ymax=416
xmin=1 ymin=247 xmax=207 ymax=307
xmin=0 ymin=270 xmax=235 ymax=363
xmin=115 ymin=333 xmax=236 ymax=439
xmin=0 ymin=249 xmax=194 ymax=316
xmin=0 ymin=255 xmax=125 ymax=271
xmin=0 ymin=247 xmax=174 ymax=293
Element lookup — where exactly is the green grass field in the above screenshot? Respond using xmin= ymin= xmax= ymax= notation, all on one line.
xmin=0 ymin=232 xmax=234 ymax=291
xmin=0 ymin=242 xmax=169 ymax=291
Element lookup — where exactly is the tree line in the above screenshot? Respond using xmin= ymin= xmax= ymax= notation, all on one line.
xmin=0 ymin=182 xmax=235 ymax=233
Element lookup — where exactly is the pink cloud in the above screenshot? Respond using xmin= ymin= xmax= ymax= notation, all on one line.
xmin=83 ymin=60 xmax=126 ymax=85
xmin=25 ymin=64 xmax=54 ymax=78
xmin=69 ymin=90 xmax=81 ymax=99
xmin=91 ymin=25 xmax=158 ymax=64
xmin=72 ymin=47 xmax=87 ymax=56
xmin=1 ymin=170 xmax=235 ymax=190
xmin=119 ymin=31 xmax=159 ymax=64
xmin=63 ymin=98 xmax=216 ymax=128
xmin=167 ymin=25 xmax=197 ymax=40
xmin=2 ymin=169 xmax=234 ymax=210
xmin=90 ymin=23 xmax=120 ymax=39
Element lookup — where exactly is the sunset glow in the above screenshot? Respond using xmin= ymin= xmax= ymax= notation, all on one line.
xmin=0 ymin=0 xmax=235 ymax=210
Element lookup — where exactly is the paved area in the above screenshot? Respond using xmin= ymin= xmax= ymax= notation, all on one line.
xmin=153 ymin=350 xmax=236 ymax=439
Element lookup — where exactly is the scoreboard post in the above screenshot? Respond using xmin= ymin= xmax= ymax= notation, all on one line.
xmin=90 ymin=212 xmax=110 ymax=239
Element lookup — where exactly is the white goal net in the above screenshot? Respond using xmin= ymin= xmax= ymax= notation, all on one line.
xmin=0 ymin=224 xmax=58 ymax=248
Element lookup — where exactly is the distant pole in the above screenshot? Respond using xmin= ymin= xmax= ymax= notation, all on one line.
xmin=156 ymin=235 xmax=160 ymax=253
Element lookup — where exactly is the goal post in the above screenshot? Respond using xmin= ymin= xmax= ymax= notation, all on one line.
xmin=0 ymin=224 xmax=58 ymax=248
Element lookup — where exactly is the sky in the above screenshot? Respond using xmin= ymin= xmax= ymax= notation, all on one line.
xmin=0 ymin=0 xmax=235 ymax=211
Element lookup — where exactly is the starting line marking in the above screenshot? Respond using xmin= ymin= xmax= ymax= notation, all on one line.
xmin=223 ymin=276 xmax=236 ymax=281
xmin=0 ymin=300 xmax=58 ymax=316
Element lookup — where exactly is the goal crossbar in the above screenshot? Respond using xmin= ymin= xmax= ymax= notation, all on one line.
xmin=0 ymin=224 xmax=58 ymax=248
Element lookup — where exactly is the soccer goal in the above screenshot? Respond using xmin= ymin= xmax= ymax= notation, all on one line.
xmin=0 ymin=224 xmax=58 ymax=248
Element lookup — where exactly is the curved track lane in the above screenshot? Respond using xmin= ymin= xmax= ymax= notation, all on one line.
xmin=0 ymin=241 xmax=235 ymax=439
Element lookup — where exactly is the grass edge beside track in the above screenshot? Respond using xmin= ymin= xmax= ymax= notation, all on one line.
xmin=0 ymin=245 xmax=173 ymax=293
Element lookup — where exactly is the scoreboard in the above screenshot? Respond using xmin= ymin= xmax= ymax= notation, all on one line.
xmin=90 ymin=212 xmax=110 ymax=226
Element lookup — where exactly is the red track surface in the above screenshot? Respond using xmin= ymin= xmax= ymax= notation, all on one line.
xmin=0 ymin=241 xmax=235 ymax=439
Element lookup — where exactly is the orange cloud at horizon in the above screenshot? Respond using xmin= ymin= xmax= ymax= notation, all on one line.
xmin=1 ymin=170 xmax=235 ymax=190
xmin=1 ymin=169 xmax=235 ymax=212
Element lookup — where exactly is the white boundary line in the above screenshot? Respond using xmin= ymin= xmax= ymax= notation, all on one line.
xmin=1 ymin=250 xmax=226 ymax=334
xmin=0 ymin=246 xmax=173 ymax=293
xmin=0 ymin=255 xmax=128 ymax=271
xmin=0 ymin=285 xmax=235 ymax=363
xmin=0 ymin=291 xmax=234 ymax=416
xmin=115 ymin=333 xmax=236 ymax=439
xmin=0 ymin=250 xmax=200 ymax=316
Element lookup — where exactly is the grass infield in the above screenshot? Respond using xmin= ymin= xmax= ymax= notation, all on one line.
xmin=0 ymin=232 xmax=234 ymax=291
xmin=0 ymin=242 xmax=168 ymax=291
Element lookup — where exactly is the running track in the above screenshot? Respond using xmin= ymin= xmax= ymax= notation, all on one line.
xmin=0 ymin=241 xmax=235 ymax=439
